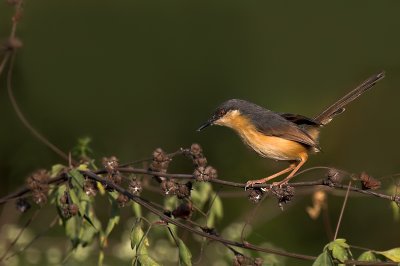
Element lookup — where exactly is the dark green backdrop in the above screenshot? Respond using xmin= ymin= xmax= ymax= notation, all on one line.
xmin=1 ymin=1 xmax=399 ymax=265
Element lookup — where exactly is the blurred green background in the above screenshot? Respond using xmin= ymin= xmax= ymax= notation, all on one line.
xmin=1 ymin=0 xmax=400 ymax=265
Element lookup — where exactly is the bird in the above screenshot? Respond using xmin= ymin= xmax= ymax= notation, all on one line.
xmin=197 ymin=71 xmax=385 ymax=188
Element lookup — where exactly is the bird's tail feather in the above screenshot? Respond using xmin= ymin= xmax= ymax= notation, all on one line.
xmin=314 ymin=71 xmax=385 ymax=125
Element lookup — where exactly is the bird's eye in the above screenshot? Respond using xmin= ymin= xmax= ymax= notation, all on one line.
xmin=218 ymin=109 xmax=226 ymax=117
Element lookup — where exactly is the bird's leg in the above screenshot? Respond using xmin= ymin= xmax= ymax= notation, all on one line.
xmin=272 ymin=155 xmax=308 ymax=187
xmin=245 ymin=163 xmax=296 ymax=189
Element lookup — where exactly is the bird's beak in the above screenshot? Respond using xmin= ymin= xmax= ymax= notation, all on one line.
xmin=197 ymin=118 xmax=215 ymax=131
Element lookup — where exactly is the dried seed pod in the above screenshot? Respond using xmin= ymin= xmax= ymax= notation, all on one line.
xmin=193 ymin=167 xmax=206 ymax=181
xmin=83 ymin=179 xmax=98 ymax=197
xmin=149 ymin=148 xmax=170 ymax=182
xmin=26 ymin=170 xmax=50 ymax=206
xmin=104 ymin=172 xmax=122 ymax=192
xmin=326 ymin=168 xmax=344 ymax=185
xmin=186 ymin=143 xmax=210 ymax=168
xmin=61 ymin=205 xmax=71 ymax=218
xmin=176 ymin=182 xmax=192 ymax=199
xmin=271 ymin=185 xmax=295 ymax=205
xmin=32 ymin=192 xmax=47 ymax=206
xmin=194 ymin=157 xmax=208 ymax=167
xmin=254 ymin=258 xmax=263 ymax=266
xmin=117 ymin=193 xmax=130 ymax=207
xmin=193 ymin=166 xmax=217 ymax=181
xmin=359 ymin=172 xmax=381 ymax=190
xmin=204 ymin=166 xmax=217 ymax=180
xmin=248 ymin=189 xmax=263 ymax=204
xmin=102 ymin=156 xmax=119 ymax=174
xmin=68 ymin=204 xmax=79 ymax=216
xmin=233 ymin=255 xmax=245 ymax=266
xmin=161 ymin=179 xmax=177 ymax=195
xmin=112 ymin=173 xmax=122 ymax=185
xmin=172 ymin=202 xmax=193 ymax=219
xmin=152 ymin=148 xmax=169 ymax=162
xmin=16 ymin=198 xmax=31 ymax=213
xmin=128 ymin=179 xmax=142 ymax=196
xmin=60 ymin=191 xmax=69 ymax=204
xmin=190 ymin=143 xmax=203 ymax=157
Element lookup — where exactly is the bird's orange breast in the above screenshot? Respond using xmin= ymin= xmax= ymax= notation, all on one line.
xmin=215 ymin=110 xmax=308 ymax=161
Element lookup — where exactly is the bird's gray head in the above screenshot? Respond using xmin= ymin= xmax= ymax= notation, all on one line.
xmin=197 ymin=99 xmax=259 ymax=131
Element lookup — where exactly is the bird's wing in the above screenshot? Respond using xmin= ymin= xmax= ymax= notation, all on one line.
xmin=279 ymin=113 xmax=321 ymax=126
xmin=249 ymin=111 xmax=320 ymax=149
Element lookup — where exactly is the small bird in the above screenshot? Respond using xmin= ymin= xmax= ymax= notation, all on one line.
xmin=197 ymin=71 xmax=385 ymax=188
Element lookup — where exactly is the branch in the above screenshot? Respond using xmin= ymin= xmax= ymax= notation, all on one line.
xmin=82 ymin=171 xmax=318 ymax=261
xmin=82 ymin=171 xmax=397 ymax=266
xmin=114 ymin=167 xmax=399 ymax=204
xmin=1 ymin=166 xmax=397 ymax=206
xmin=1 ymin=0 xmax=72 ymax=163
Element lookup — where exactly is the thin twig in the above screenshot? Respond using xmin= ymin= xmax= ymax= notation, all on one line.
xmin=0 ymin=52 xmax=11 ymax=76
xmin=7 ymin=52 xmax=71 ymax=162
xmin=2 ymin=0 xmax=73 ymax=164
xmin=334 ymin=181 xmax=352 ymax=240
xmin=0 ymin=0 xmax=23 ymax=78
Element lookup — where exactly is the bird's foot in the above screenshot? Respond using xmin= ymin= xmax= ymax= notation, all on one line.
xmin=245 ymin=179 xmax=270 ymax=191
xmin=271 ymin=180 xmax=288 ymax=188
xmin=245 ymin=180 xmax=261 ymax=190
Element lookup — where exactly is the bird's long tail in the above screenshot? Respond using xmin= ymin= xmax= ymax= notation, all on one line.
xmin=313 ymin=71 xmax=385 ymax=125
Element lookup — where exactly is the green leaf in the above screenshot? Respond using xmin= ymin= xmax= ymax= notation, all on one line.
xmin=212 ymin=195 xmax=223 ymax=218
xmin=358 ymin=251 xmax=377 ymax=261
xmin=178 ymin=239 xmax=192 ymax=266
xmin=190 ymin=183 xmax=212 ymax=209
xmin=132 ymin=202 xmax=142 ymax=217
xmin=130 ymin=219 xmax=159 ymax=266
xmin=326 ymin=239 xmax=351 ymax=263
xmin=72 ymin=137 xmax=93 ymax=159
xmin=104 ymin=197 xmax=120 ymax=239
xmin=69 ymin=188 xmax=86 ymax=216
xmin=391 ymin=202 xmax=399 ymax=221
xmin=80 ymin=212 xmax=101 ymax=247
xmin=312 ymin=250 xmax=334 ymax=266
xmin=77 ymin=164 xmax=89 ymax=171
xmin=207 ymin=194 xmax=223 ymax=227
xmin=377 ymin=247 xmax=400 ymax=262
xmin=98 ymin=250 xmax=104 ymax=266
xmin=164 ymin=196 xmax=178 ymax=211
xmin=69 ymin=169 xmax=85 ymax=188
xmin=166 ymin=224 xmax=178 ymax=244
xmin=332 ymin=245 xmax=349 ymax=263
xmin=138 ymin=255 xmax=160 ymax=266
xmin=131 ymin=219 xmax=145 ymax=250
xmin=65 ymin=216 xmax=80 ymax=248
xmin=327 ymin=238 xmax=349 ymax=249
xmin=51 ymin=164 xmax=65 ymax=177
